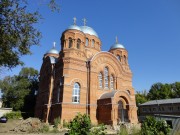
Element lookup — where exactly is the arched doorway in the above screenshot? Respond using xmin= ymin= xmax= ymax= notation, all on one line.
xmin=118 ymin=99 xmax=129 ymax=123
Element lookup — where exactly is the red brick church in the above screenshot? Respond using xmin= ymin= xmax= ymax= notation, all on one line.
xmin=35 ymin=18 xmax=138 ymax=125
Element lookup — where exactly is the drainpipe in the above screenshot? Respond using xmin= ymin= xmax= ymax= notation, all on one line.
xmin=46 ymin=64 xmax=55 ymax=123
xmin=86 ymin=61 xmax=90 ymax=115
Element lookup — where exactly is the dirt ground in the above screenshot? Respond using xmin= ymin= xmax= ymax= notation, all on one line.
xmin=0 ymin=119 xmax=117 ymax=135
xmin=0 ymin=119 xmax=22 ymax=133
xmin=0 ymin=119 xmax=66 ymax=135
xmin=0 ymin=118 xmax=134 ymax=135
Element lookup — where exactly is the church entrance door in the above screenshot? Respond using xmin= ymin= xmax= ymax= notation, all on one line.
xmin=118 ymin=100 xmax=128 ymax=123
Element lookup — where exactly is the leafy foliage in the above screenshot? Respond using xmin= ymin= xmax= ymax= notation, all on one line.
xmin=48 ymin=0 xmax=60 ymax=12
xmin=147 ymin=83 xmax=172 ymax=100
xmin=68 ymin=113 xmax=91 ymax=135
xmin=136 ymin=90 xmax=148 ymax=105
xmin=0 ymin=75 xmax=30 ymax=110
xmin=3 ymin=111 xmax=22 ymax=119
xmin=171 ymin=82 xmax=180 ymax=98
xmin=141 ymin=116 xmax=171 ymax=135
xmin=0 ymin=67 xmax=38 ymax=114
xmin=0 ymin=0 xmax=41 ymax=68
xmin=136 ymin=82 xmax=180 ymax=105
xmin=0 ymin=0 xmax=60 ymax=69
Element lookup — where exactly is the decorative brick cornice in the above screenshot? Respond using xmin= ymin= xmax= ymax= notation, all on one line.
xmin=61 ymin=103 xmax=97 ymax=109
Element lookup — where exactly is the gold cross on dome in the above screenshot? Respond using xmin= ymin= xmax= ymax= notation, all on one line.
xmin=82 ymin=18 xmax=87 ymax=26
xmin=53 ymin=42 xmax=56 ymax=48
xmin=73 ymin=17 xmax=77 ymax=25
xmin=116 ymin=36 xmax=118 ymax=43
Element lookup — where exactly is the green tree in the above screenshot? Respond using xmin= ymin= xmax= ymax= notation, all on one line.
xmin=0 ymin=0 xmax=59 ymax=69
xmin=147 ymin=83 xmax=172 ymax=100
xmin=141 ymin=116 xmax=171 ymax=135
xmin=135 ymin=90 xmax=148 ymax=105
xmin=0 ymin=0 xmax=41 ymax=68
xmin=20 ymin=67 xmax=39 ymax=117
xmin=0 ymin=67 xmax=38 ymax=114
xmin=171 ymin=82 xmax=180 ymax=98
xmin=0 ymin=75 xmax=30 ymax=110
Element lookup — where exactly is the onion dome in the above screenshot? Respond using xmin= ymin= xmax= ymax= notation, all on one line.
xmin=110 ymin=36 xmax=125 ymax=50
xmin=80 ymin=26 xmax=98 ymax=37
xmin=67 ymin=25 xmax=81 ymax=31
xmin=66 ymin=17 xmax=99 ymax=37
xmin=110 ymin=43 xmax=125 ymax=50
xmin=67 ymin=17 xmax=81 ymax=31
xmin=46 ymin=42 xmax=59 ymax=54
xmin=47 ymin=48 xmax=59 ymax=54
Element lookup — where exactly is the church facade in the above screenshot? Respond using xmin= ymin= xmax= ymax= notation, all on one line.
xmin=35 ymin=20 xmax=138 ymax=125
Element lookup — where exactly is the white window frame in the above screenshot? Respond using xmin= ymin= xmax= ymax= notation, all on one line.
xmin=72 ymin=83 xmax=80 ymax=103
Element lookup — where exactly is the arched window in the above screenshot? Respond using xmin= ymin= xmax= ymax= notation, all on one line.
xmin=124 ymin=55 xmax=127 ymax=64
xmin=104 ymin=67 xmax=109 ymax=88
xmin=69 ymin=37 xmax=73 ymax=48
xmin=72 ymin=83 xmax=80 ymax=103
xmin=117 ymin=55 xmax=121 ymax=61
xmin=98 ymin=72 xmax=103 ymax=88
xmin=92 ymin=39 xmax=95 ymax=47
xmin=86 ymin=38 xmax=89 ymax=46
xmin=127 ymin=90 xmax=130 ymax=95
xmin=77 ymin=39 xmax=81 ymax=49
xmin=110 ymin=75 xmax=114 ymax=89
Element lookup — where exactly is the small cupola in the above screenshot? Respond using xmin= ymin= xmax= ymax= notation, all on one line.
xmin=45 ymin=42 xmax=59 ymax=58
xmin=110 ymin=36 xmax=125 ymax=50
xmin=109 ymin=37 xmax=128 ymax=65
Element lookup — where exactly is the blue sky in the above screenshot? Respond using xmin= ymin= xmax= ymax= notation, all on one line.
xmin=1 ymin=0 xmax=180 ymax=96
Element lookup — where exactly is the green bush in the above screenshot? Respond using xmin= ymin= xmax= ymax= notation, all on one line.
xmin=141 ymin=116 xmax=171 ymax=135
xmin=54 ymin=117 xmax=61 ymax=129
xmin=3 ymin=111 xmax=22 ymax=119
xmin=68 ymin=113 xmax=91 ymax=135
